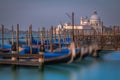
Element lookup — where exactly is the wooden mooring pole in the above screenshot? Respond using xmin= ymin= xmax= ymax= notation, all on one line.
xmin=11 ymin=25 xmax=16 ymax=61
xmin=58 ymin=29 xmax=61 ymax=51
xmin=16 ymin=24 xmax=19 ymax=53
xmin=38 ymin=45 xmax=44 ymax=70
xmin=41 ymin=27 xmax=45 ymax=45
xmin=46 ymin=29 xmax=49 ymax=50
xmin=67 ymin=30 xmax=70 ymax=40
xmin=37 ymin=28 xmax=40 ymax=48
xmin=72 ymin=12 xmax=74 ymax=41
xmin=63 ymin=29 xmax=66 ymax=44
xmin=29 ymin=24 xmax=32 ymax=54
xmin=12 ymin=25 xmax=14 ymax=46
xmin=54 ymin=27 xmax=56 ymax=42
xmin=1 ymin=24 xmax=4 ymax=48
xmin=39 ymin=28 xmax=44 ymax=70
xmin=93 ymin=30 xmax=99 ymax=57
xmin=76 ymin=29 xmax=79 ymax=48
xmin=25 ymin=31 xmax=28 ymax=46
xmin=28 ymin=30 xmax=30 ymax=46
xmin=11 ymin=24 xmax=19 ymax=61
xmin=40 ymin=29 xmax=43 ymax=45
xmin=50 ymin=26 xmax=53 ymax=52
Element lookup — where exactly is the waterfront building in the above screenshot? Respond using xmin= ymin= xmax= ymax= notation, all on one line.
xmin=56 ymin=11 xmax=103 ymax=34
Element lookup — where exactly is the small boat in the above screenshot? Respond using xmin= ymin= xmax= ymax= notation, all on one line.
xmin=44 ymin=48 xmax=72 ymax=64
xmin=0 ymin=41 xmax=80 ymax=65
xmin=45 ymin=48 xmax=80 ymax=64
xmin=0 ymin=44 xmax=11 ymax=53
xmin=0 ymin=48 xmax=10 ymax=53
xmin=18 ymin=43 xmax=80 ymax=64
xmin=19 ymin=46 xmax=73 ymax=63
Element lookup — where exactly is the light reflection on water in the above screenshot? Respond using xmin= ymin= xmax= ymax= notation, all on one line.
xmin=0 ymin=50 xmax=120 ymax=80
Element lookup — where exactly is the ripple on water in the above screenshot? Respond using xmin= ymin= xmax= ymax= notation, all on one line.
xmin=103 ymin=51 xmax=120 ymax=60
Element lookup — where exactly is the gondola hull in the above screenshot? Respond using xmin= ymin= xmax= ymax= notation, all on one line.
xmin=0 ymin=48 xmax=10 ymax=53
xmin=44 ymin=53 xmax=71 ymax=64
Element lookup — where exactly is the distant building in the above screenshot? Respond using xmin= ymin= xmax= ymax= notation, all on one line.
xmin=56 ymin=11 xmax=103 ymax=34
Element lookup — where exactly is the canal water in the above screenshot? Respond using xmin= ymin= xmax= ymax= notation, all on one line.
xmin=0 ymin=50 xmax=120 ymax=80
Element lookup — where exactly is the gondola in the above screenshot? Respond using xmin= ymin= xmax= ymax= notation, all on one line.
xmin=0 ymin=48 xmax=10 ymax=53
xmin=44 ymin=48 xmax=72 ymax=64
xmin=0 ymin=44 xmax=11 ymax=53
xmin=20 ymin=46 xmax=79 ymax=64
xmin=17 ymin=43 xmax=80 ymax=64
xmin=44 ymin=48 xmax=80 ymax=64
xmin=0 ymin=41 xmax=81 ymax=65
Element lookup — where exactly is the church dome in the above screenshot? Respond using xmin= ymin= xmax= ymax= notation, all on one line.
xmin=90 ymin=11 xmax=100 ymax=20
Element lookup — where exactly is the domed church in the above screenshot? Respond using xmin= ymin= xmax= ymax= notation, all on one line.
xmin=56 ymin=11 xmax=103 ymax=34
xmin=90 ymin=11 xmax=103 ymax=33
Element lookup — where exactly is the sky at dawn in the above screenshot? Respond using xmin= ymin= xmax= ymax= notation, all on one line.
xmin=0 ymin=0 xmax=120 ymax=30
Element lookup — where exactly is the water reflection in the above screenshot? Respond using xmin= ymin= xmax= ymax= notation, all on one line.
xmin=44 ymin=58 xmax=97 ymax=80
xmin=0 ymin=51 xmax=120 ymax=80
xmin=11 ymin=66 xmax=18 ymax=80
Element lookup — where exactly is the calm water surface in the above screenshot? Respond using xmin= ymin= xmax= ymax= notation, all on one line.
xmin=0 ymin=50 xmax=120 ymax=80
